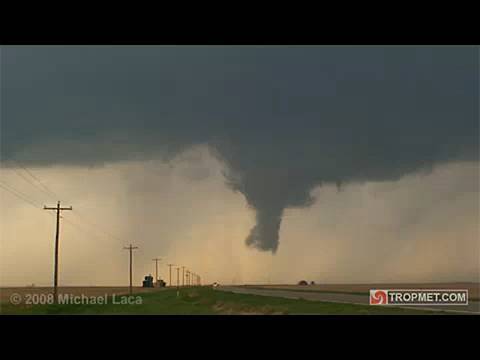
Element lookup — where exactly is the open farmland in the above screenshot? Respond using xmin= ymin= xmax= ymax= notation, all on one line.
xmin=0 ymin=287 xmax=448 ymax=315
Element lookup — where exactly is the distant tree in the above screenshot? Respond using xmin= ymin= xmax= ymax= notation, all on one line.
xmin=310 ymin=281 xmax=315 ymax=285
xmin=298 ymin=280 xmax=308 ymax=286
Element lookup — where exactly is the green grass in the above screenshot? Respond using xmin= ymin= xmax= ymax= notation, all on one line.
xmin=0 ymin=287 xmax=446 ymax=315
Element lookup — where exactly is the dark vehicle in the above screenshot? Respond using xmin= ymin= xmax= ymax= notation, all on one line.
xmin=143 ymin=275 xmax=154 ymax=288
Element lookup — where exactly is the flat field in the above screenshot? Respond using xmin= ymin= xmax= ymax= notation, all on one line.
xmin=0 ymin=286 xmax=446 ymax=315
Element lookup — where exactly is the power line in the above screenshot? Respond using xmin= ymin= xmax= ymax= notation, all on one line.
xmin=0 ymin=180 xmax=114 ymax=245
xmin=11 ymin=160 xmax=125 ymax=242
xmin=3 ymin=157 xmax=59 ymax=200
xmin=9 ymin=166 xmax=55 ymax=202
xmin=2 ymin=159 xmax=178 ymax=293
xmin=0 ymin=182 xmax=58 ymax=227
xmin=8 ymin=160 xmax=118 ymax=242
xmin=0 ymin=181 xmax=42 ymax=209
xmin=3 ymin=158 xmax=126 ymax=244
xmin=18 ymin=165 xmax=59 ymax=200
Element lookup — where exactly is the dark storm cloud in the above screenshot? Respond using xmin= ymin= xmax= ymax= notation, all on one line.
xmin=1 ymin=46 xmax=478 ymax=252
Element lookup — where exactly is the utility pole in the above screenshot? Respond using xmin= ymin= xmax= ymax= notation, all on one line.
xmin=186 ymin=270 xmax=190 ymax=286
xmin=176 ymin=267 xmax=180 ymax=297
xmin=44 ymin=201 xmax=72 ymax=303
xmin=123 ymin=244 xmax=138 ymax=295
xmin=167 ymin=264 xmax=175 ymax=287
xmin=152 ymin=258 xmax=161 ymax=284
xmin=182 ymin=266 xmax=185 ymax=287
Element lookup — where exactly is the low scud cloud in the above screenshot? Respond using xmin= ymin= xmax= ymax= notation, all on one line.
xmin=1 ymin=46 xmax=478 ymax=253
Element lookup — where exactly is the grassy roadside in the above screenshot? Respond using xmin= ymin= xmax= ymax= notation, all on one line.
xmin=0 ymin=287 xmax=447 ymax=315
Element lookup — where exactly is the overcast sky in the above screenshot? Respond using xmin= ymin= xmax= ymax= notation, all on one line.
xmin=1 ymin=46 xmax=478 ymax=286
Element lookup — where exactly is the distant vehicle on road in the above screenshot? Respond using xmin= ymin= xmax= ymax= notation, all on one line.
xmin=143 ymin=275 xmax=154 ymax=288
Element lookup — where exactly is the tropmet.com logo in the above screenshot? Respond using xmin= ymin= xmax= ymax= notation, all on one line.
xmin=370 ymin=289 xmax=468 ymax=306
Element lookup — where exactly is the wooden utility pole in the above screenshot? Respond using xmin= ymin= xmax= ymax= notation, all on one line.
xmin=167 ymin=264 xmax=175 ymax=287
xmin=176 ymin=267 xmax=180 ymax=297
xmin=123 ymin=244 xmax=138 ymax=295
xmin=182 ymin=266 xmax=185 ymax=287
xmin=44 ymin=201 xmax=72 ymax=303
xmin=176 ymin=267 xmax=180 ymax=287
xmin=186 ymin=270 xmax=190 ymax=286
xmin=152 ymin=258 xmax=161 ymax=283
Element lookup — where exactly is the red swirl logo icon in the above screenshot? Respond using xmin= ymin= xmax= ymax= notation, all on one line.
xmin=370 ymin=290 xmax=388 ymax=305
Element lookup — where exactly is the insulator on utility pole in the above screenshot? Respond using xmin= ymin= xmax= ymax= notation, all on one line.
xmin=167 ymin=264 xmax=176 ymax=287
xmin=44 ymin=201 xmax=72 ymax=304
xmin=182 ymin=266 xmax=185 ymax=287
xmin=152 ymin=258 xmax=162 ymax=283
xmin=123 ymin=244 xmax=139 ymax=295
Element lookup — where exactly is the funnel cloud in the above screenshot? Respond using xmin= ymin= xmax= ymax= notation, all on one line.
xmin=1 ymin=46 xmax=478 ymax=252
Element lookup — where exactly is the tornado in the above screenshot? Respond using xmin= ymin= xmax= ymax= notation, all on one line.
xmin=2 ymin=46 xmax=478 ymax=253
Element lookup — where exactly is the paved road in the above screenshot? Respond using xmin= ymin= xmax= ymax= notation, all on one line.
xmin=218 ymin=286 xmax=480 ymax=314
